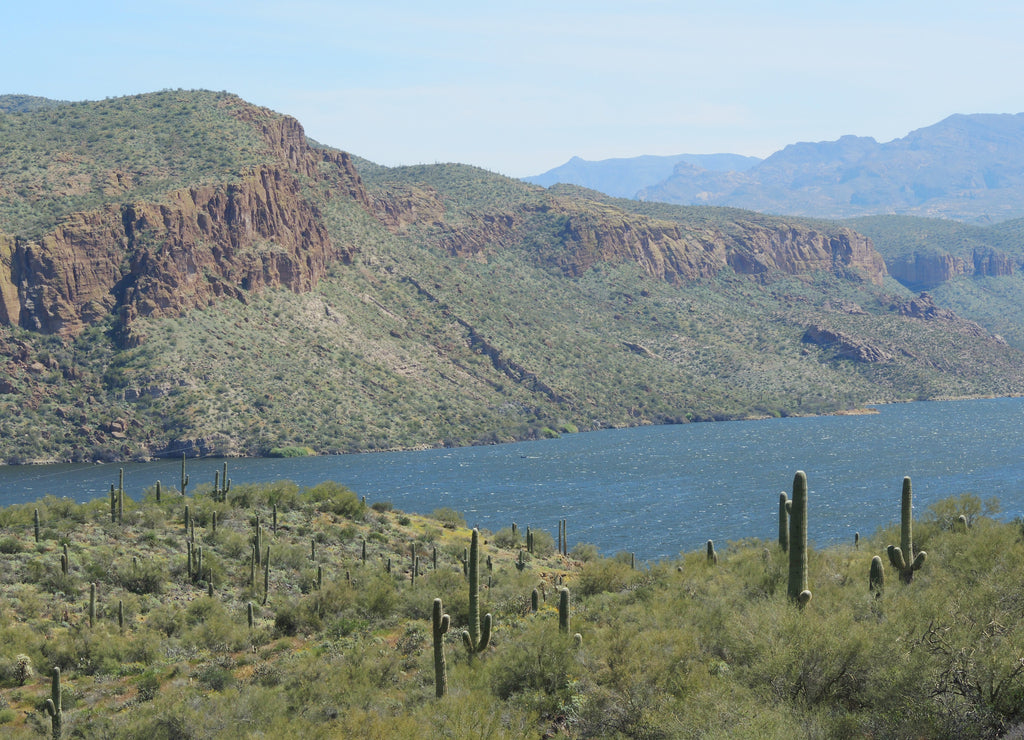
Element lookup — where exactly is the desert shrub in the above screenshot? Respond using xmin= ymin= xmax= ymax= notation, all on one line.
xmin=135 ymin=669 xmax=161 ymax=702
xmin=196 ymin=663 xmax=236 ymax=692
xmin=371 ymin=501 xmax=392 ymax=512
xmin=0 ymin=537 xmax=24 ymax=554
xmin=491 ymin=526 xmax=521 ymax=549
xmin=569 ymin=542 xmax=600 ymax=561
xmin=431 ymin=507 xmax=465 ymax=529
xmin=574 ymin=556 xmax=641 ymax=596
xmin=488 ymin=622 xmax=580 ymax=716
xmin=116 ymin=560 xmax=165 ymax=597
xmin=530 ymin=529 xmax=556 ymax=557
xmin=356 ymin=573 xmax=399 ymax=621
xmin=303 ymin=482 xmax=364 ymax=518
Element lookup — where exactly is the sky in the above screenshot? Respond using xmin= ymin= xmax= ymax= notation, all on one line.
xmin=4 ymin=1 xmax=1024 ymax=178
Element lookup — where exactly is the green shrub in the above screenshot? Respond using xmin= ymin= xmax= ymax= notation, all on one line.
xmin=303 ymin=482 xmax=364 ymax=518
xmin=431 ymin=507 xmax=466 ymax=529
xmin=491 ymin=527 xmax=520 ymax=549
xmin=0 ymin=537 xmax=24 ymax=554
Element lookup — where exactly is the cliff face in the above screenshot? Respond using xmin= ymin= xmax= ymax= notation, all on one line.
xmin=887 ymin=247 xmax=1015 ymax=288
xmin=0 ymin=111 xmax=370 ymax=339
xmin=375 ymin=190 xmax=887 ymax=286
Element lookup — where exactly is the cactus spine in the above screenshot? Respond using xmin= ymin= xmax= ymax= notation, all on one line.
xmin=778 ymin=492 xmax=789 ymax=552
xmin=787 ymin=471 xmax=812 ymax=605
xmin=461 ymin=528 xmax=492 ymax=657
xmin=432 ymin=597 xmax=451 ymax=698
xmin=887 ymin=476 xmax=927 ymax=583
xmin=559 ymin=586 xmax=571 ymax=633
xmin=869 ymin=555 xmax=885 ymax=596
xmin=44 ymin=666 xmax=62 ymax=740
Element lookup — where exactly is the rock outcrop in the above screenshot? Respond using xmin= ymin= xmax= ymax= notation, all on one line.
xmin=802 ymin=325 xmax=892 ymax=363
xmin=887 ymin=248 xmax=1015 ymax=288
xmin=376 ymin=191 xmax=888 ymax=286
xmin=0 ymin=108 xmax=370 ymax=340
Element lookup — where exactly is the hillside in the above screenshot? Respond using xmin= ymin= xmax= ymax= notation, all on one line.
xmin=2 ymin=91 xmax=1024 ymax=464
xmin=841 ymin=215 xmax=1024 ymax=349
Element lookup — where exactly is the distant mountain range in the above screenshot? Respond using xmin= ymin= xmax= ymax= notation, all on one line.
xmin=523 ymin=153 xmax=761 ymax=200
xmin=527 ymin=114 xmax=1024 ymax=223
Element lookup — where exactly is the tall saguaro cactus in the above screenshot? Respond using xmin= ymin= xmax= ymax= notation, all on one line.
xmin=44 ymin=666 xmax=62 ymax=739
xmin=887 ymin=476 xmax=927 ymax=583
xmin=787 ymin=471 xmax=812 ymax=605
xmin=778 ymin=492 xmax=790 ymax=552
xmin=558 ymin=587 xmax=571 ymax=633
xmin=432 ymin=598 xmax=450 ymax=698
xmin=462 ymin=528 xmax=492 ymax=657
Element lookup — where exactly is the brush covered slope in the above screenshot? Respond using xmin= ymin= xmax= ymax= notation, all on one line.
xmin=1 ymin=91 xmax=1023 ymax=463
xmin=0 ymin=477 xmax=1020 ymax=738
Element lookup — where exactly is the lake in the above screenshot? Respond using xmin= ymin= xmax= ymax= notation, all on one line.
xmin=2 ymin=397 xmax=1023 ymax=561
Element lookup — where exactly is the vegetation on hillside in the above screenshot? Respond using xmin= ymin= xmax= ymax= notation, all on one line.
xmin=3 ymin=91 xmax=1024 ymax=464
xmin=0 ymin=470 xmax=1019 ymax=738
xmin=0 ymin=90 xmax=267 ymax=239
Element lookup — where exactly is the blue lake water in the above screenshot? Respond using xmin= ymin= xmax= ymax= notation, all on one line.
xmin=2 ymin=397 xmax=1024 ymax=561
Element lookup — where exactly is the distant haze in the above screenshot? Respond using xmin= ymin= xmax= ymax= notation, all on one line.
xmin=524 ymin=153 xmax=761 ymax=200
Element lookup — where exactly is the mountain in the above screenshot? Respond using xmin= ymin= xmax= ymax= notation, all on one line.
xmin=524 ymin=153 xmax=761 ymax=199
xmin=636 ymin=114 xmax=1024 ymax=222
xmin=1 ymin=91 xmax=1022 ymax=464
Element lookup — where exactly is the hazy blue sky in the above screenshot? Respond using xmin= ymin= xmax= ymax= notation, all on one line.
xmin=5 ymin=1 xmax=1024 ymax=177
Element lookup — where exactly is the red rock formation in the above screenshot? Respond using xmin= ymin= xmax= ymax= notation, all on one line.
xmin=0 ymin=111 xmax=371 ymax=339
xmin=376 ymin=189 xmax=888 ymax=286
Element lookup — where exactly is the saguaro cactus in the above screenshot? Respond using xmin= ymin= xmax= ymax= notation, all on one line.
xmin=44 ymin=666 xmax=62 ymax=740
xmin=213 ymin=462 xmax=231 ymax=503
xmin=887 ymin=476 xmax=927 ymax=583
xmin=706 ymin=539 xmax=718 ymax=565
xmin=181 ymin=453 xmax=190 ymax=496
xmin=869 ymin=555 xmax=885 ymax=596
xmin=559 ymin=587 xmax=571 ymax=633
xmin=34 ymin=508 xmax=40 ymax=543
xmin=778 ymin=492 xmax=789 ymax=552
xmin=462 ymin=528 xmax=492 ymax=657
xmin=787 ymin=471 xmax=812 ymax=605
xmin=432 ymin=597 xmax=450 ymax=698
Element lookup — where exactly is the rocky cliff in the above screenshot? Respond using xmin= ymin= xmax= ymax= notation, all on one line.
xmin=886 ymin=247 xmax=1015 ymax=288
xmin=372 ymin=186 xmax=887 ymax=286
xmin=0 ymin=107 xmax=370 ymax=340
